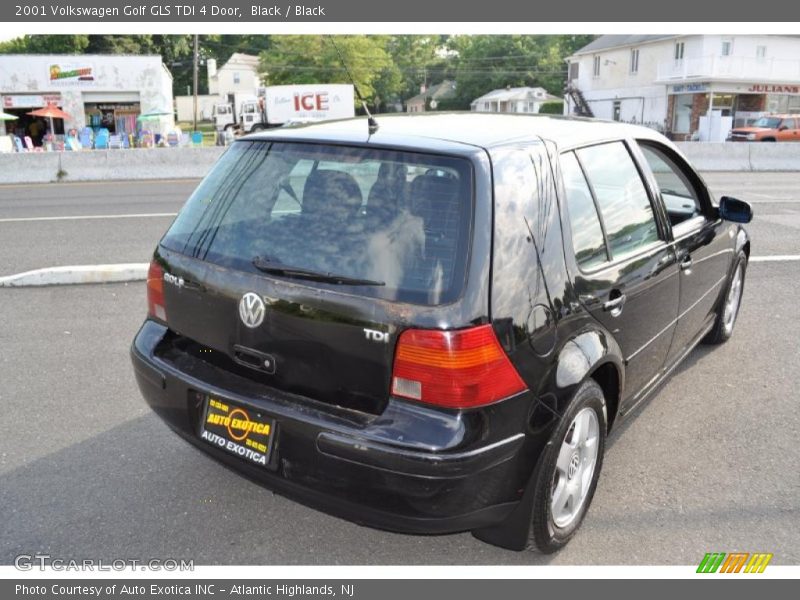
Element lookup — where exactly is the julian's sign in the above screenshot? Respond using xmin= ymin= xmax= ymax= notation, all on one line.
xmin=748 ymin=84 xmax=800 ymax=94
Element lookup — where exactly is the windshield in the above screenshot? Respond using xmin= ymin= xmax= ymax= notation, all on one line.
xmin=752 ymin=117 xmax=781 ymax=128
xmin=161 ymin=141 xmax=473 ymax=305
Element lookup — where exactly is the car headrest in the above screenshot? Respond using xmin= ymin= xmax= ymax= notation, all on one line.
xmin=377 ymin=161 xmax=407 ymax=184
xmin=302 ymin=170 xmax=363 ymax=220
xmin=409 ymin=174 xmax=461 ymax=223
xmin=367 ymin=163 xmax=409 ymax=220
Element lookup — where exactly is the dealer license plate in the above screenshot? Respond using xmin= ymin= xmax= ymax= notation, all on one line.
xmin=199 ymin=396 xmax=276 ymax=468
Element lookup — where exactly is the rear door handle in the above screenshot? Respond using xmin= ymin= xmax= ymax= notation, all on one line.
xmin=680 ymin=255 xmax=693 ymax=271
xmin=603 ymin=292 xmax=626 ymax=314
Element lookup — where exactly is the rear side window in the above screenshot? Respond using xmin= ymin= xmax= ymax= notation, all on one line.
xmin=560 ymin=152 xmax=609 ymax=269
xmin=161 ymin=141 xmax=473 ymax=305
xmin=576 ymin=142 xmax=659 ymax=261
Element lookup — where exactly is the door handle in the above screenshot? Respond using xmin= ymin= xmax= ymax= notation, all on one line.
xmin=680 ymin=255 xmax=693 ymax=272
xmin=603 ymin=292 xmax=626 ymax=315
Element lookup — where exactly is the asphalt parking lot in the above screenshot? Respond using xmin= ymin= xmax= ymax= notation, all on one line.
xmin=0 ymin=173 xmax=798 ymax=565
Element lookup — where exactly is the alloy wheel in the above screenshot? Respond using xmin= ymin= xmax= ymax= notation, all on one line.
xmin=550 ymin=407 xmax=600 ymax=529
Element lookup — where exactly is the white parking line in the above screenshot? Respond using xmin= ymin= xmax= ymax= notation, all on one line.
xmin=750 ymin=255 xmax=800 ymax=262
xmin=0 ymin=213 xmax=177 ymax=223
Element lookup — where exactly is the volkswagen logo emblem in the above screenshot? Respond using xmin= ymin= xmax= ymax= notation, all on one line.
xmin=239 ymin=292 xmax=266 ymax=328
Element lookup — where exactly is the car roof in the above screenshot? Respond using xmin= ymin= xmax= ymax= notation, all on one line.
xmin=244 ymin=112 xmax=670 ymax=153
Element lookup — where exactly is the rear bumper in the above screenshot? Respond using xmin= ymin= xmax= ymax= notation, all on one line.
xmin=131 ymin=320 xmax=538 ymax=534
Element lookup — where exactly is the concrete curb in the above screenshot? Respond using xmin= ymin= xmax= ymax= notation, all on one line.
xmin=0 ymin=142 xmax=799 ymax=183
xmin=0 ymin=263 xmax=148 ymax=287
xmin=0 ymin=147 xmax=225 ymax=184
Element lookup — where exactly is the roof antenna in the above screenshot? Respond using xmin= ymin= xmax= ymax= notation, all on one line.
xmin=327 ymin=35 xmax=379 ymax=135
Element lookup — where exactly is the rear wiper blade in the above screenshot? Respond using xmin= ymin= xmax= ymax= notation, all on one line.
xmin=252 ymin=256 xmax=385 ymax=286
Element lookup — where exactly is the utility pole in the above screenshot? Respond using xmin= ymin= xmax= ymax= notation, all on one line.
xmin=192 ymin=34 xmax=199 ymax=132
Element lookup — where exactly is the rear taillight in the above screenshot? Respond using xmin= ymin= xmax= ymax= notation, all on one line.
xmin=147 ymin=260 xmax=167 ymax=322
xmin=391 ymin=324 xmax=528 ymax=409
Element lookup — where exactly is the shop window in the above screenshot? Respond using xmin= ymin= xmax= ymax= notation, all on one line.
xmin=84 ymin=103 xmax=141 ymax=135
xmin=711 ymin=93 xmax=734 ymax=117
xmin=630 ymin=48 xmax=640 ymax=74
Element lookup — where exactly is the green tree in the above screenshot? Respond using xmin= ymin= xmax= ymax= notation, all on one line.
xmin=259 ymin=35 xmax=395 ymax=109
xmin=385 ymin=35 xmax=444 ymax=102
xmin=446 ymin=35 xmax=595 ymax=109
xmin=0 ymin=35 xmax=89 ymax=54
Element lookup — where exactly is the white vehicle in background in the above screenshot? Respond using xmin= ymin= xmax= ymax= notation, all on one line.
xmin=212 ymin=84 xmax=355 ymax=133
xmin=212 ymin=91 xmax=257 ymax=132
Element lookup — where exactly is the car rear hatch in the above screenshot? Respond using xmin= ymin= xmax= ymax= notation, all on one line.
xmin=151 ymin=139 xmax=479 ymax=415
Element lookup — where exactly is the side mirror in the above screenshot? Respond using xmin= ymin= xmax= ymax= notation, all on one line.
xmin=779 ymin=125 xmax=789 ymax=131
xmin=719 ymin=196 xmax=753 ymax=224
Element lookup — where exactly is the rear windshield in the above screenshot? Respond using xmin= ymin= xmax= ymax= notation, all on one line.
xmin=161 ymin=141 xmax=473 ymax=305
xmin=752 ymin=117 xmax=781 ymax=128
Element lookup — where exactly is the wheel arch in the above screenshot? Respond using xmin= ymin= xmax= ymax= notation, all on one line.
xmin=554 ymin=327 xmax=625 ymax=432
xmin=588 ymin=361 xmax=622 ymax=432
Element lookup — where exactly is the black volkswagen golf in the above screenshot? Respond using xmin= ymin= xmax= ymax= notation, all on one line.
xmin=131 ymin=114 xmax=752 ymax=552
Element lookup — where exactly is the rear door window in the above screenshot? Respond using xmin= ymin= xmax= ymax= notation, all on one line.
xmin=161 ymin=141 xmax=473 ymax=305
xmin=560 ymin=151 xmax=609 ymax=269
xmin=576 ymin=142 xmax=660 ymax=261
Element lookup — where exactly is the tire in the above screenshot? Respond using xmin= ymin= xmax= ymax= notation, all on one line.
xmin=529 ymin=378 xmax=607 ymax=553
xmin=703 ymin=250 xmax=747 ymax=345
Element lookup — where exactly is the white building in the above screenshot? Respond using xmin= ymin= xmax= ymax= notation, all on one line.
xmin=406 ymin=80 xmax=457 ymax=113
xmin=471 ymin=86 xmax=562 ymax=114
xmin=207 ymin=53 xmax=262 ymax=97
xmin=564 ymin=35 xmax=800 ymax=140
xmin=0 ymin=54 xmax=174 ymax=137
xmin=175 ymin=52 xmax=262 ymax=123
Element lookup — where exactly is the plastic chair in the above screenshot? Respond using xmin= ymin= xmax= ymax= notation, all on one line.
xmin=94 ymin=128 xmax=110 ymax=150
xmin=166 ymin=131 xmax=180 ymax=147
xmin=139 ymin=131 xmax=154 ymax=148
xmin=66 ymin=136 xmax=81 ymax=151
xmin=79 ymin=127 xmax=93 ymax=149
xmin=180 ymin=133 xmax=191 ymax=147
xmin=24 ymin=136 xmax=43 ymax=152
xmin=191 ymin=131 xmax=203 ymax=147
xmin=12 ymin=136 xmax=25 ymax=152
xmin=108 ymin=134 xmax=123 ymax=149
